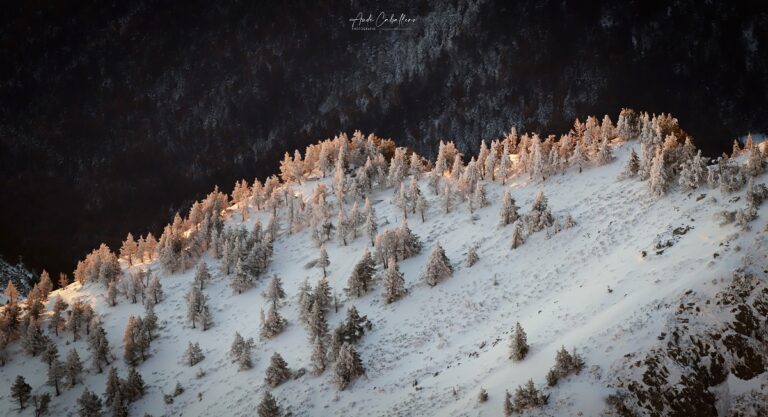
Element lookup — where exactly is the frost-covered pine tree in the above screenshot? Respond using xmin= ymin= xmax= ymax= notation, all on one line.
xmin=317 ymin=245 xmax=330 ymax=276
xmin=527 ymin=191 xmax=554 ymax=232
xmin=466 ymin=246 xmax=479 ymax=267
xmin=77 ymin=388 xmax=102 ymax=417
xmin=347 ymin=248 xmax=376 ymax=298
xmin=264 ymin=274 xmax=286 ymax=305
xmin=65 ymin=348 xmax=84 ymax=387
xmin=334 ymin=342 xmax=365 ymax=390
xmin=106 ymin=281 xmax=118 ymax=307
xmin=104 ymin=367 xmax=122 ymax=406
xmin=193 ymin=261 xmax=211 ymax=290
xmin=230 ymin=332 xmax=255 ymax=370
xmin=619 ymin=148 xmax=640 ymax=179
xmin=474 ymin=182 xmax=488 ymax=209
xmin=88 ymin=323 xmax=111 ymax=373
xmin=571 ymin=141 xmax=587 ymax=173
xmin=264 ymin=352 xmax=291 ymax=388
xmin=442 ymin=182 xmax=453 ymax=213
xmin=511 ymin=221 xmax=525 ymax=249
xmin=124 ymin=367 xmax=145 ymax=402
xmin=145 ymin=275 xmax=163 ymax=305
xmin=679 ymin=150 xmax=706 ymax=190
xmin=310 ymin=335 xmax=327 ymax=375
xmin=503 ymin=389 xmax=514 ymax=417
xmin=393 ymin=183 xmax=409 ymax=220
xmin=257 ymin=391 xmax=281 ymax=417
xmin=745 ymin=145 xmax=766 ymax=177
xmin=422 ymin=243 xmax=453 ymax=287
xmin=499 ymin=190 xmax=520 ymax=226
xmin=509 ymin=322 xmax=529 ymax=361
xmin=231 ymin=259 xmax=253 ymax=294
xmin=648 ymin=148 xmax=669 ymax=197
xmin=383 ymin=257 xmax=406 ymax=304
xmin=260 ymin=302 xmax=287 ymax=339
xmin=313 ymin=276 xmax=333 ymax=313
xmin=186 ymin=286 xmax=204 ymax=329
xmin=47 ymin=358 xmax=65 ymax=396
xmin=409 ymin=152 xmax=422 ymax=179
xmin=307 ymin=301 xmax=329 ymax=341
xmin=337 ymin=207 xmax=350 ymax=246
xmin=183 ymin=341 xmax=205 ymax=366
xmin=364 ymin=198 xmax=378 ymax=247
xmin=595 ymin=137 xmax=614 ymax=165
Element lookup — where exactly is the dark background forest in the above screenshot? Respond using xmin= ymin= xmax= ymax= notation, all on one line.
xmin=1 ymin=0 xmax=766 ymax=279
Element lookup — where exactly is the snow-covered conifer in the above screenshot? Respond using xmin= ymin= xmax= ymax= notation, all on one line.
xmin=65 ymin=348 xmax=84 ymax=387
xmin=422 ymin=243 xmax=453 ymax=287
xmin=194 ymin=261 xmax=211 ymax=290
xmin=317 ymin=245 xmax=330 ymax=276
xmin=183 ymin=341 xmax=205 ymax=366
xmin=260 ymin=302 xmax=287 ymax=339
xmin=230 ymin=332 xmax=255 ymax=370
xmin=47 ymin=359 xmax=65 ymax=396
xmin=257 ymin=391 xmax=281 ymax=417
xmin=265 ymin=352 xmax=291 ymax=387
xmin=648 ymin=148 xmax=669 ymax=197
xmin=77 ymin=388 xmax=102 ymax=417
xmin=334 ymin=343 xmax=365 ymax=390
xmin=383 ymin=257 xmax=406 ymax=304
xmin=511 ymin=221 xmax=525 ymax=249
xmin=509 ymin=322 xmax=529 ymax=361
xmin=466 ymin=246 xmax=479 ymax=267
xmin=146 ymin=274 xmax=163 ymax=305
xmin=310 ymin=335 xmax=327 ymax=375
xmin=347 ymin=248 xmax=376 ymax=298
xmin=474 ymin=182 xmax=488 ymax=209
xmin=499 ymin=190 xmax=520 ymax=226
xmin=619 ymin=148 xmax=640 ymax=179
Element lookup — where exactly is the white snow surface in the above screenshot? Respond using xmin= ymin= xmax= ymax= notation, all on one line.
xmin=2 ymin=141 xmax=767 ymax=417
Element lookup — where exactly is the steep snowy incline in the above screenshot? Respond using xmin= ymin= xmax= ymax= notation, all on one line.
xmin=1 ymin=141 xmax=766 ymax=417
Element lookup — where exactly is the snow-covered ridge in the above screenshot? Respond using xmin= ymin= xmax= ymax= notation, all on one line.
xmin=2 ymin=110 xmax=768 ymax=417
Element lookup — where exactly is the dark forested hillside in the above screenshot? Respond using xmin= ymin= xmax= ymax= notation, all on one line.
xmin=1 ymin=0 xmax=766 ymax=278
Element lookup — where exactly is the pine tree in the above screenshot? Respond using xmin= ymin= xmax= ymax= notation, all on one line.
xmin=571 ymin=141 xmax=587 ymax=173
xmin=473 ymin=182 xmax=488 ymax=209
xmin=365 ymin=198 xmax=378 ymax=247
xmin=442 ymin=182 xmax=453 ymax=213
xmin=317 ymin=245 xmax=330 ymax=276
xmin=77 ymin=388 xmax=102 ymax=417
xmin=679 ymin=150 xmax=706 ymax=190
xmin=48 ymin=296 xmax=67 ymax=337
xmin=648 ymin=148 xmax=668 ymax=197
xmin=422 ymin=243 xmax=453 ymax=287
xmin=526 ymin=191 xmax=554 ymax=232
xmin=393 ymin=182 xmax=409 ymax=220
xmin=124 ymin=367 xmax=145 ymax=402
xmin=257 ymin=391 xmax=281 ymax=417
xmin=260 ymin=302 xmax=287 ymax=339
xmin=347 ymin=248 xmax=376 ymax=298
xmin=313 ymin=276 xmax=332 ymax=313
xmin=5 ymin=281 xmax=19 ymax=304
xmin=110 ymin=389 xmax=128 ymax=417
xmin=58 ymin=273 xmax=70 ymax=289
xmin=310 ymin=335 xmax=327 ymax=375
xmin=104 ymin=367 xmax=122 ymax=406
xmin=307 ymin=301 xmax=329 ymax=342
xmin=38 ymin=270 xmax=52 ymax=300
xmin=264 ymin=352 xmax=291 ymax=388
xmin=41 ymin=338 xmax=58 ymax=368
xmin=499 ymin=190 xmax=520 ymax=226
xmin=183 ymin=341 xmax=205 ymax=366
xmin=230 ymin=332 xmax=255 ymax=370
xmin=106 ymin=280 xmax=118 ymax=307
xmin=342 ymin=306 xmax=371 ymax=344
xmin=511 ymin=221 xmax=525 ymax=249
xmin=231 ymin=259 xmax=254 ymax=294
xmin=509 ymin=322 xmax=529 ymax=361
xmin=334 ymin=343 xmax=365 ymax=390
xmin=383 ymin=257 xmax=406 ymax=304
xmin=47 ymin=359 xmax=65 ymax=396
xmin=146 ymin=275 xmax=163 ymax=305
xmin=88 ymin=323 xmax=111 ymax=373
xmin=123 ymin=316 xmax=143 ymax=366
xmin=31 ymin=392 xmax=51 ymax=417
xmin=23 ymin=319 xmax=48 ymax=356
xmin=194 ymin=261 xmax=211 ymax=290
xmin=595 ymin=137 xmax=614 ymax=165
xmin=264 ymin=274 xmax=286 ymax=304
xmin=466 ymin=246 xmax=479 ymax=267
xmin=512 ymin=379 xmax=548 ymax=412
xmin=503 ymin=389 xmax=514 ymax=417
xmin=11 ymin=375 xmax=32 ymax=410
xmin=337 ymin=207 xmax=350 ymax=245
xmin=65 ymin=348 xmax=84 ymax=387
xmin=619 ymin=148 xmax=640 ymax=179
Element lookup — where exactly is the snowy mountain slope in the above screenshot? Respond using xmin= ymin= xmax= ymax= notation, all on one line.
xmin=1 ymin=137 xmax=767 ymax=417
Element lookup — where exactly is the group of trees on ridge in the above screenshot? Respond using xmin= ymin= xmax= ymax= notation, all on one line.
xmin=1 ymin=108 xmax=766 ymax=416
